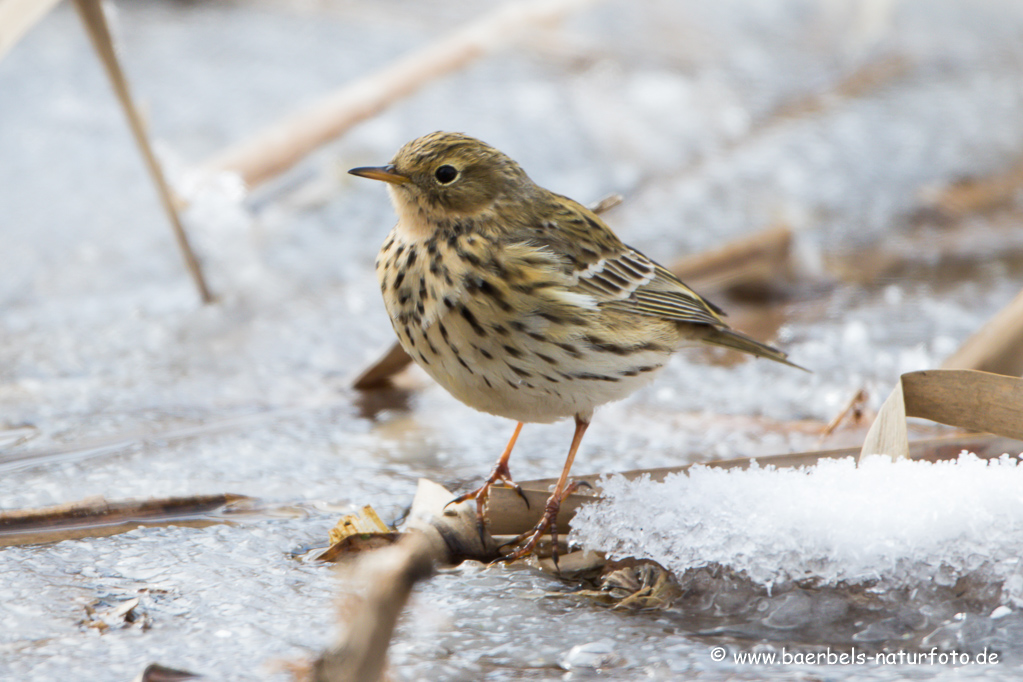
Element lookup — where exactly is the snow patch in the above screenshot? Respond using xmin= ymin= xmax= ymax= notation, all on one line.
xmin=572 ymin=453 xmax=1023 ymax=603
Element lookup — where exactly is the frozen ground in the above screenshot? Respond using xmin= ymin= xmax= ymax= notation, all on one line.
xmin=2 ymin=0 xmax=1023 ymax=679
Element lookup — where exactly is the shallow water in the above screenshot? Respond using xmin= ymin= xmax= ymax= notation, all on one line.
xmin=3 ymin=0 xmax=1023 ymax=679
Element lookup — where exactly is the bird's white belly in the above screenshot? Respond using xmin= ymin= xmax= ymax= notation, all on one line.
xmin=397 ymin=303 xmax=669 ymax=424
xmin=377 ymin=227 xmax=672 ymax=424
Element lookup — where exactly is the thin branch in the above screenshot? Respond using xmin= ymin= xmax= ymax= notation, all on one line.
xmin=73 ymin=0 xmax=214 ymax=304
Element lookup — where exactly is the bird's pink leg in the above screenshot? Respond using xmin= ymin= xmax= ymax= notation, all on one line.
xmin=447 ymin=421 xmax=527 ymax=530
xmin=500 ymin=415 xmax=590 ymax=567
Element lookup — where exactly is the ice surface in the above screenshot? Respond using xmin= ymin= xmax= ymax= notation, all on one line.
xmin=573 ymin=453 xmax=1023 ymax=592
xmin=4 ymin=0 xmax=1023 ymax=679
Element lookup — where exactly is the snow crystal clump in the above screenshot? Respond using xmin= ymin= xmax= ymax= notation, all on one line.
xmin=571 ymin=453 xmax=1023 ymax=602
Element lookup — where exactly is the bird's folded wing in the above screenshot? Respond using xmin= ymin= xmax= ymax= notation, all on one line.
xmin=577 ymin=250 xmax=726 ymax=327
xmin=527 ymin=199 xmax=726 ymax=328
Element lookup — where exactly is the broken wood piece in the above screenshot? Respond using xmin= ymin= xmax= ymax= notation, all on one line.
xmin=401 ymin=478 xmax=498 ymax=563
xmin=669 ymin=225 xmax=794 ymax=295
xmin=132 ymin=663 xmax=201 ymax=682
xmin=860 ymin=369 xmax=1023 ymax=461
xmin=0 ymin=493 xmax=249 ymax=547
xmin=313 ymin=531 xmax=437 ymax=682
xmin=941 ymin=287 xmax=1023 ymax=377
xmin=72 ymin=0 xmax=213 ymax=303
xmin=204 ymin=0 xmax=597 ymax=189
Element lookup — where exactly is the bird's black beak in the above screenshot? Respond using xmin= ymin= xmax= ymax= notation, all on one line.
xmin=348 ymin=164 xmax=409 ymax=185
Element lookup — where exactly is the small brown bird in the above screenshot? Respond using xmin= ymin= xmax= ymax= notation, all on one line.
xmin=350 ymin=132 xmax=802 ymax=562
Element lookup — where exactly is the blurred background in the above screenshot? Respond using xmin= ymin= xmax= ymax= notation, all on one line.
xmin=2 ymin=0 xmax=1023 ymax=679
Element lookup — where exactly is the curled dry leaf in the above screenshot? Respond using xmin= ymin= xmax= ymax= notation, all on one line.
xmin=860 ymin=369 xmax=1023 ymax=461
xmin=318 ymin=505 xmax=398 ymax=562
xmin=82 ymin=596 xmax=150 ymax=632
xmin=601 ymin=559 xmax=682 ymax=609
xmin=565 ymin=559 xmax=681 ymax=610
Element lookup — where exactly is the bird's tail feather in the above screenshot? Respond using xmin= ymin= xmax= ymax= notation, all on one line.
xmin=701 ymin=328 xmax=808 ymax=371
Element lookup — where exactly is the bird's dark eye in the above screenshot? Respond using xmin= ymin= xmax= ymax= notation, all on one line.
xmin=435 ymin=165 xmax=458 ymax=184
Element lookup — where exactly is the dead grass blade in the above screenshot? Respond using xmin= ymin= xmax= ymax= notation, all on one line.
xmin=133 ymin=663 xmax=201 ymax=682
xmin=0 ymin=402 xmax=342 ymax=474
xmin=817 ymin=387 xmax=870 ymax=444
xmin=0 ymin=493 xmax=250 ymax=547
xmin=352 ymin=343 xmax=414 ymax=391
xmin=921 ymin=157 xmax=1023 ymax=218
xmin=860 ymin=378 xmax=909 ymax=460
xmin=72 ymin=0 xmax=213 ymax=303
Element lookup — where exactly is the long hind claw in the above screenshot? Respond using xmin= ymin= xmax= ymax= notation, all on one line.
xmin=496 ymin=480 xmax=586 ymax=570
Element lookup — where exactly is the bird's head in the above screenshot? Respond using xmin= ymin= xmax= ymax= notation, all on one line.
xmin=349 ymin=132 xmax=535 ymax=223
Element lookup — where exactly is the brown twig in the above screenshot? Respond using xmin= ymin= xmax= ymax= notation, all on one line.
xmin=0 ymin=493 xmax=248 ymax=547
xmin=73 ymin=0 xmax=213 ymax=304
xmin=312 ymin=533 xmax=437 ymax=682
xmin=817 ymin=387 xmax=869 ymax=443
xmin=670 ymin=224 xmax=794 ymax=293
xmin=203 ymin=0 xmax=597 ymax=189
xmin=921 ymin=158 xmax=1023 ymax=217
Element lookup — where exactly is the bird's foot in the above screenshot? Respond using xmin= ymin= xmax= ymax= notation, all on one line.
xmin=496 ymin=480 xmax=588 ymax=570
xmin=446 ymin=459 xmax=529 ymax=537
